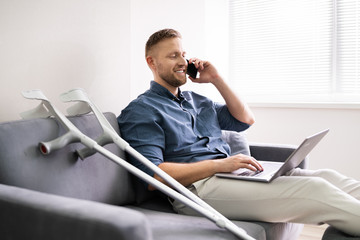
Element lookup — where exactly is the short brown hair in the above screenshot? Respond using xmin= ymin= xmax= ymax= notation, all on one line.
xmin=145 ymin=28 xmax=182 ymax=57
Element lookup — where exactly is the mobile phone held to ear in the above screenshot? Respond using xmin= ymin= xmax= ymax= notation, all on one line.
xmin=186 ymin=59 xmax=198 ymax=79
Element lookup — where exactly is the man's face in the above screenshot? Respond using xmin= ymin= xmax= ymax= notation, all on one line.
xmin=151 ymin=37 xmax=188 ymax=88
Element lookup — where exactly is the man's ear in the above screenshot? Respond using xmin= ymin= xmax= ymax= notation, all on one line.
xmin=146 ymin=56 xmax=156 ymax=71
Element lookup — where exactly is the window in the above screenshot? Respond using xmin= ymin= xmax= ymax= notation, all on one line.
xmin=229 ymin=0 xmax=360 ymax=103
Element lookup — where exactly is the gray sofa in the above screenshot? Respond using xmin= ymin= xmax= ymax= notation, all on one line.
xmin=0 ymin=112 xmax=309 ymax=240
xmin=322 ymin=227 xmax=360 ymax=240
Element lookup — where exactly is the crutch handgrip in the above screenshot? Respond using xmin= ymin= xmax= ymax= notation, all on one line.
xmin=39 ymin=131 xmax=79 ymax=155
xmin=76 ymin=133 xmax=113 ymax=160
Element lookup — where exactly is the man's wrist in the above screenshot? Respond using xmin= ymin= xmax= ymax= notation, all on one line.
xmin=211 ymin=74 xmax=224 ymax=87
xmin=212 ymin=76 xmax=228 ymax=92
xmin=212 ymin=158 xmax=225 ymax=173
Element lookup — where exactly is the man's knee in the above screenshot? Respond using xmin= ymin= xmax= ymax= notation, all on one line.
xmin=310 ymin=176 xmax=329 ymax=188
xmin=314 ymin=168 xmax=342 ymax=181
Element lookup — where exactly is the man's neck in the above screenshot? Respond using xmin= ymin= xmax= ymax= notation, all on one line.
xmin=154 ymin=79 xmax=179 ymax=97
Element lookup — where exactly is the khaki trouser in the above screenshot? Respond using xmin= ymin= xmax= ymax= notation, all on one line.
xmin=172 ymin=168 xmax=360 ymax=236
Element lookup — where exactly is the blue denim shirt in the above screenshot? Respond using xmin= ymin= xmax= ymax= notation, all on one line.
xmin=118 ymin=81 xmax=250 ymax=177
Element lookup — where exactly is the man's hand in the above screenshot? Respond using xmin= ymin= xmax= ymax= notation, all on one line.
xmin=187 ymin=58 xmax=221 ymax=84
xmin=214 ymin=154 xmax=264 ymax=173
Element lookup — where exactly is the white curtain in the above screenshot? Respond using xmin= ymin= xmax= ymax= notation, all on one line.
xmin=229 ymin=0 xmax=360 ymax=102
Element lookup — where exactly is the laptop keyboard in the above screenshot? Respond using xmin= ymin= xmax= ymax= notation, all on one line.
xmin=238 ymin=170 xmax=263 ymax=177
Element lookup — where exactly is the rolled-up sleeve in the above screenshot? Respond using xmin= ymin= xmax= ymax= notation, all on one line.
xmin=118 ymin=103 xmax=165 ymax=177
xmin=214 ymin=103 xmax=251 ymax=132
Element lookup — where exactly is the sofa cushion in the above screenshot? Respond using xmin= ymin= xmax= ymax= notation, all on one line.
xmin=0 ymin=184 xmax=150 ymax=240
xmin=131 ymin=206 xmax=304 ymax=240
xmin=0 ymin=112 xmax=135 ymax=205
xmin=130 ymin=207 xmax=266 ymax=240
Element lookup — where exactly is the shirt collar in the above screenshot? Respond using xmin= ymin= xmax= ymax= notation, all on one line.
xmin=150 ymin=81 xmax=186 ymax=102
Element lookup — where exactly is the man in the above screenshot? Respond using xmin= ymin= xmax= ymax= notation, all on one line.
xmin=118 ymin=28 xmax=360 ymax=236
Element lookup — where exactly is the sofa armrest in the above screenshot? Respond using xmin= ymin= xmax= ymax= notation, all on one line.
xmin=0 ymin=184 xmax=152 ymax=240
xmin=250 ymin=142 xmax=308 ymax=169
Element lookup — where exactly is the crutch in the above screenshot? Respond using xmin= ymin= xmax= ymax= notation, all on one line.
xmin=20 ymin=89 xmax=255 ymax=240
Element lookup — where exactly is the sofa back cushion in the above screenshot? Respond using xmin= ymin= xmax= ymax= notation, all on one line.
xmin=221 ymin=130 xmax=251 ymax=156
xmin=0 ymin=112 xmax=135 ymax=205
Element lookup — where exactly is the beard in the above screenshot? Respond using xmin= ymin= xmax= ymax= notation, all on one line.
xmin=157 ymin=64 xmax=187 ymax=88
xmin=159 ymin=72 xmax=187 ymax=88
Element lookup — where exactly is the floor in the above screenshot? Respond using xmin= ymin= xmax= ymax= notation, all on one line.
xmin=298 ymin=224 xmax=328 ymax=240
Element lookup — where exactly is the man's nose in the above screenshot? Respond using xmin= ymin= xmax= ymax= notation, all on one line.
xmin=179 ymin=57 xmax=187 ymax=66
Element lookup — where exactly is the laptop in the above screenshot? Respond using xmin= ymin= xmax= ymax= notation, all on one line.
xmin=215 ymin=129 xmax=329 ymax=183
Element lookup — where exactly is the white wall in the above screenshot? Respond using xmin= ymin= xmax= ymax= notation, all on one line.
xmin=0 ymin=0 xmax=131 ymax=122
xmin=0 ymin=0 xmax=229 ymax=120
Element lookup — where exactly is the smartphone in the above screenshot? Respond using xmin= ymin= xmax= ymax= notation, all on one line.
xmin=186 ymin=59 xmax=198 ymax=79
